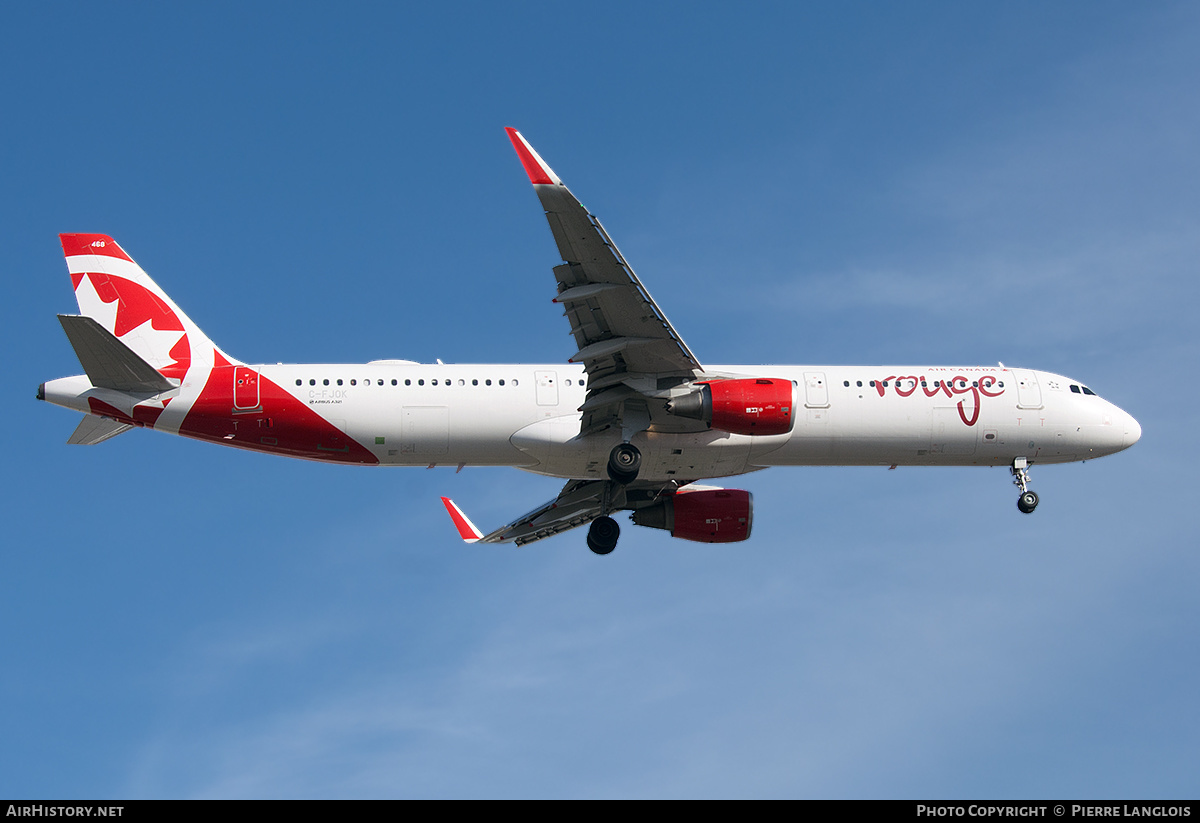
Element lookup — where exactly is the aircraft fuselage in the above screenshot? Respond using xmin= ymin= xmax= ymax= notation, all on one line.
xmin=39 ymin=128 xmax=1142 ymax=551
xmin=41 ymin=361 xmax=1140 ymax=480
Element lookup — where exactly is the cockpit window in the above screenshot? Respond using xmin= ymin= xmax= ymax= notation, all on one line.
xmin=1081 ymin=386 xmax=1096 ymax=396
xmin=1070 ymin=385 xmax=1081 ymax=394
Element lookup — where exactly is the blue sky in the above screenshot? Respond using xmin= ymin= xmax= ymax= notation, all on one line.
xmin=4 ymin=2 xmax=1197 ymax=798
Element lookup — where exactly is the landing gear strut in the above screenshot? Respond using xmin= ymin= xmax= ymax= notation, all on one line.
xmin=590 ymin=444 xmax=640 ymax=552
xmin=607 ymin=442 xmax=641 ymax=484
xmin=1011 ymin=457 xmax=1039 ymax=514
xmin=587 ymin=515 xmax=620 ymax=555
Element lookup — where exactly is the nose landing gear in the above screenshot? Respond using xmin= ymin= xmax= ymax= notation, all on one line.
xmin=1017 ymin=490 xmax=1040 ymax=514
xmin=1011 ymin=457 xmax=1039 ymax=514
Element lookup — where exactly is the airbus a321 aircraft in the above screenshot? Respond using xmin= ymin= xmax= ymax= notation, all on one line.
xmin=39 ymin=128 xmax=1141 ymax=554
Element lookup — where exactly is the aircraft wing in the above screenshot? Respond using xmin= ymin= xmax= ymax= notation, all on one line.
xmin=506 ymin=128 xmax=703 ymax=435
xmin=442 ymin=478 xmax=680 ymax=546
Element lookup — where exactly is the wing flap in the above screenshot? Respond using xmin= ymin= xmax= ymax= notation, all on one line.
xmin=447 ymin=478 xmax=681 ymax=546
xmin=476 ymin=479 xmax=605 ymax=545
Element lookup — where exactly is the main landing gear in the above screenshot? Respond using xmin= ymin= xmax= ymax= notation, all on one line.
xmin=586 ymin=443 xmax=642 ymax=555
xmin=587 ymin=515 xmax=620 ymax=555
xmin=1011 ymin=457 xmax=1039 ymax=514
xmin=607 ymin=442 xmax=641 ymax=485
xmin=588 ymin=446 xmax=641 ymax=555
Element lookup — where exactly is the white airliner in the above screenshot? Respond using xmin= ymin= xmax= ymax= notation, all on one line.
xmin=39 ymin=128 xmax=1141 ymax=553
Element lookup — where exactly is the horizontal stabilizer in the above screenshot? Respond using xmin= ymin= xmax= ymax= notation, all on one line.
xmin=67 ymin=415 xmax=133 ymax=445
xmin=58 ymin=314 xmax=176 ymax=394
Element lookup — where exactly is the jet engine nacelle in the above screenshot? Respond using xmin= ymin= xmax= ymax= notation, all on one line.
xmin=665 ymin=378 xmax=795 ymax=436
xmin=631 ymin=488 xmax=753 ymax=543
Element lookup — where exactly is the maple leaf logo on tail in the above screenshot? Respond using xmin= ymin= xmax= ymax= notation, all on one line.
xmin=59 ymin=234 xmax=231 ymax=381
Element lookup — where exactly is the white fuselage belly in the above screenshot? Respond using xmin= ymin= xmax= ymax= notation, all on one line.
xmin=227 ymin=362 xmax=1136 ymax=479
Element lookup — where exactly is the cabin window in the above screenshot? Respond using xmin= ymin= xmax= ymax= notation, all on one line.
xmin=337 ymin=379 xmax=343 ymax=386
xmin=486 ymin=379 xmax=492 ymax=386
xmin=405 ymin=379 xmax=411 ymax=386
xmin=472 ymin=379 xmax=478 ymax=386
xmin=309 ymin=379 xmax=316 ymax=386
xmin=418 ymin=379 xmax=424 ymax=386
xmin=843 ymin=381 xmax=850 ymax=387
xmin=392 ymin=379 xmax=398 ymax=386
xmin=499 ymin=379 xmax=505 ymax=386
xmin=295 ymin=379 xmax=302 ymax=386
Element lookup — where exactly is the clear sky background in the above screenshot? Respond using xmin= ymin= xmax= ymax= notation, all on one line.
xmin=3 ymin=2 xmax=1197 ymax=799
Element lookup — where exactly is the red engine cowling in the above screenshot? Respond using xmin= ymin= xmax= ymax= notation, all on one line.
xmin=665 ymin=378 xmax=794 ymax=436
xmin=631 ymin=488 xmax=753 ymax=543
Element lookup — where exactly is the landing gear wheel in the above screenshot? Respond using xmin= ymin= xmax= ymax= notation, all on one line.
xmin=1010 ymin=458 xmax=1038 ymax=515
xmin=1017 ymin=490 xmax=1040 ymax=514
xmin=587 ymin=516 xmax=620 ymax=555
xmin=606 ymin=443 xmax=642 ymax=484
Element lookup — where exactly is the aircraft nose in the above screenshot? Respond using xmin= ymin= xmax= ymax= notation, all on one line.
xmin=1123 ymin=412 xmax=1142 ymax=448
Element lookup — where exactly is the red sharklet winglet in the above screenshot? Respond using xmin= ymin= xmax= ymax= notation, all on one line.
xmin=59 ymin=233 xmax=134 ymax=263
xmin=505 ymin=127 xmax=561 ymax=186
xmin=441 ymin=497 xmax=484 ymax=543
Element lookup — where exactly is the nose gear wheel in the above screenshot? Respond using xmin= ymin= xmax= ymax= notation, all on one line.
xmin=1011 ymin=458 xmax=1039 ymax=514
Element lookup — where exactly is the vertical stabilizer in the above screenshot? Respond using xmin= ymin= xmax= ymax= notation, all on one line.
xmin=59 ymin=234 xmax=234 ymax=382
